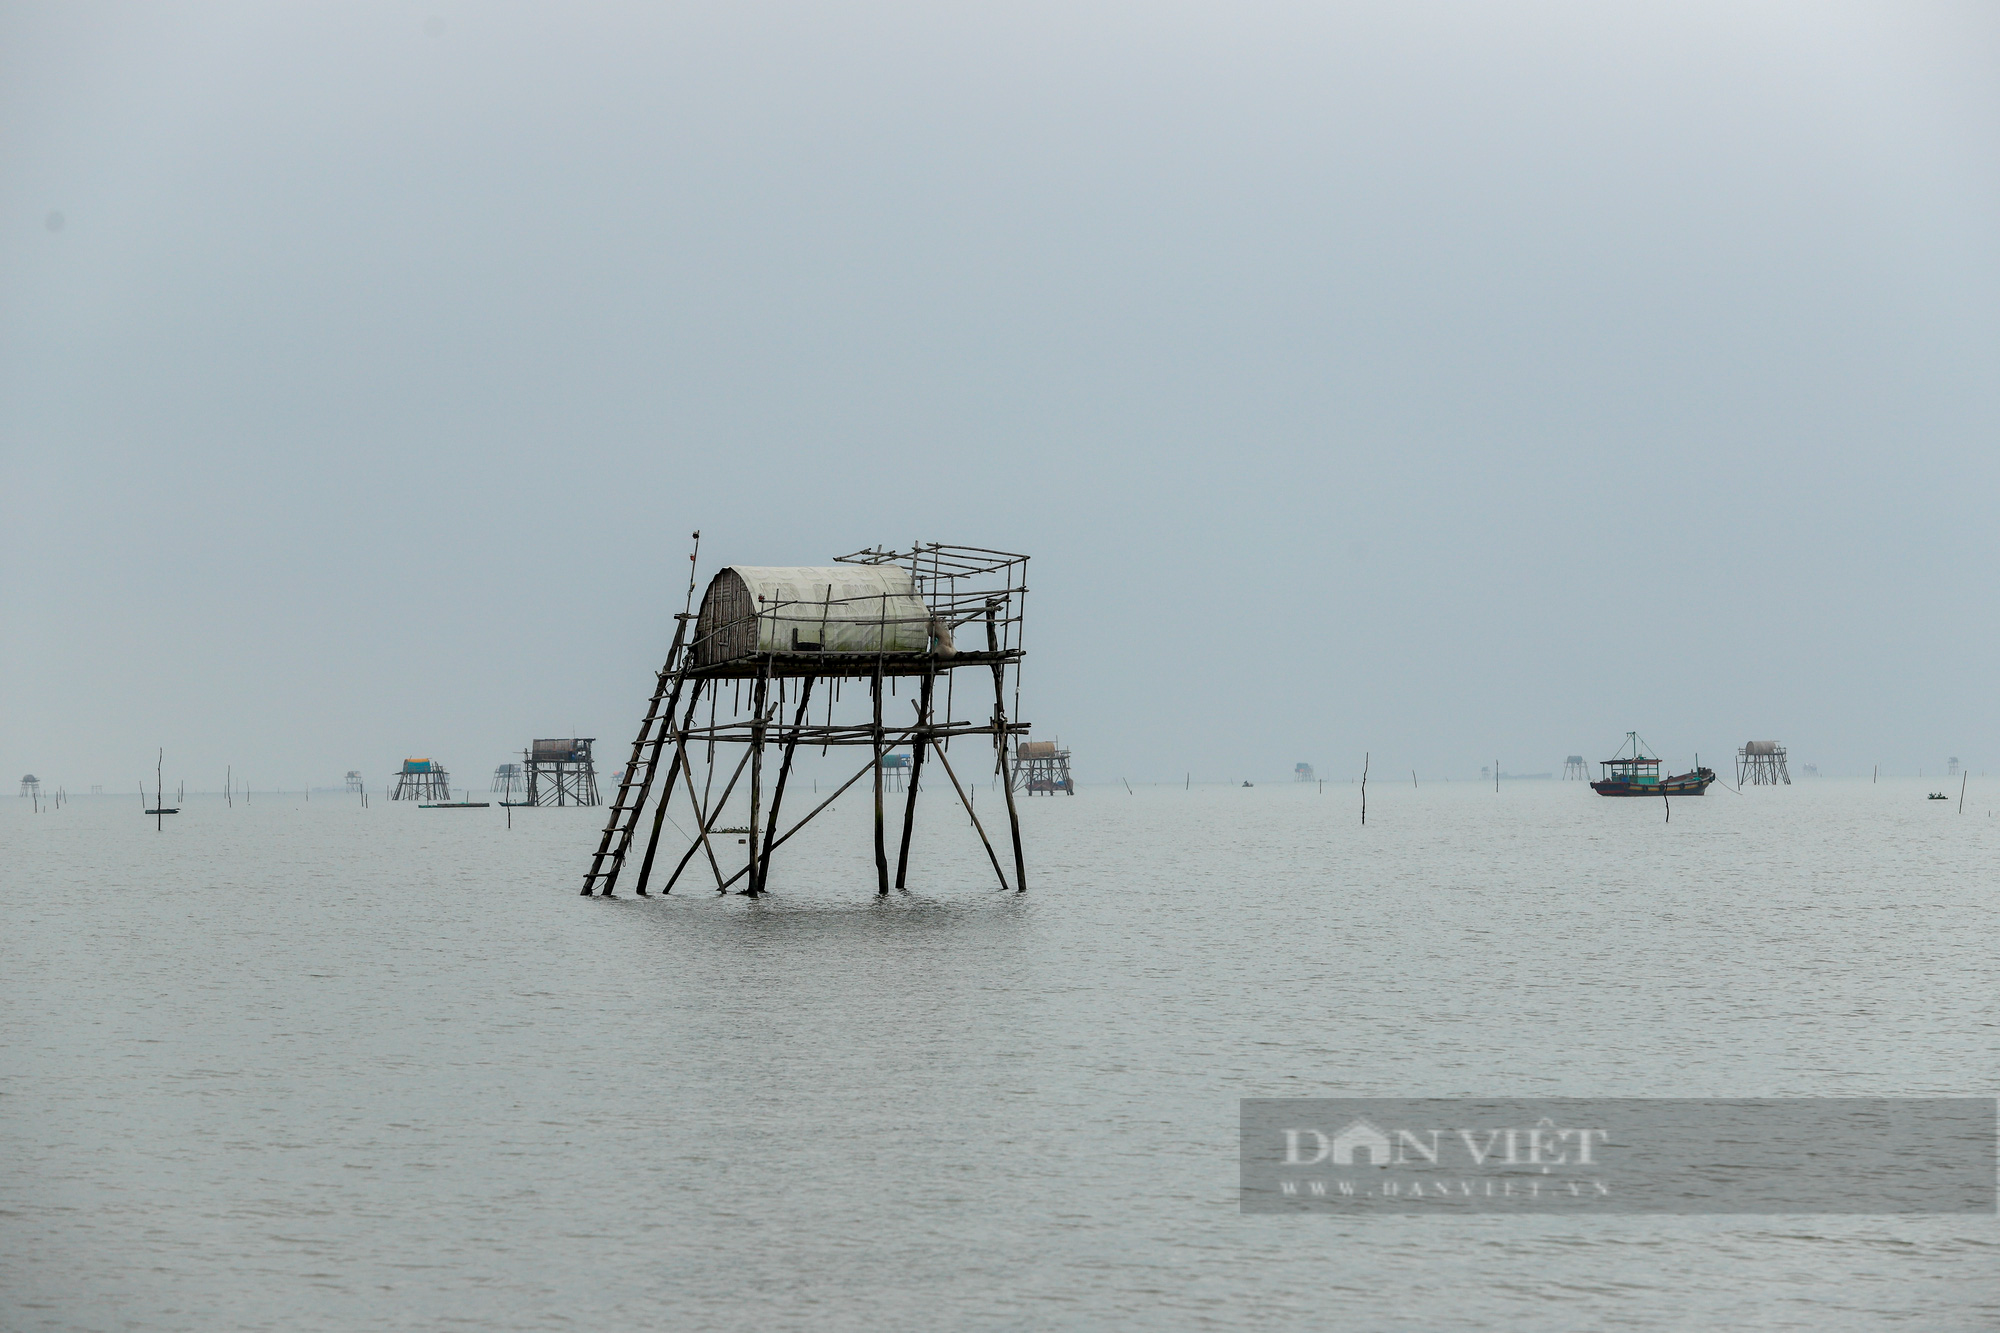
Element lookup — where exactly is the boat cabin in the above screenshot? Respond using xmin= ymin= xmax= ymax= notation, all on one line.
xmin=1599 ymin=756 xmax=1660 ymax=786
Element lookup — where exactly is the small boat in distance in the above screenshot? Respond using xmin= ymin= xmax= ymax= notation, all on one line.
xmin=1591 ymin=732 xmax=1715 ymax=797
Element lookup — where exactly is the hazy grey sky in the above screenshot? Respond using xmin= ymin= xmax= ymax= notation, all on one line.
xmin=5 ymin=1 xmax=1997 ymax=790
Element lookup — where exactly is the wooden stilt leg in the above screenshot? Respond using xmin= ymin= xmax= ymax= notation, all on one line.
xmin=757 ymin=676 xmax=815 ymax=894
xmin=931 ymin=742 xmax=1011 ymax=892
xmin=633 ymin=680 xmax=706 ymax=896
xmin=987 ymin=605 xmax=1027 ymax=893
xmin=664 ymin=744 xmax=750 ymax=894
xmin=747 ymin=675 xmax=769 ymax=896
xmin=872 ymin=662 xmax=889 ymax=895
xmin=895 ymin=670 xmax=934 ymax=890
xmin=712 ymin=754 xmax=874 ymax=892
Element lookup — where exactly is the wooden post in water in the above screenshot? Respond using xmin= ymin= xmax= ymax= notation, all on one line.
xmin=872 ymin=660 xmax=889 ymax=895
xmin=759 ymin=675 xmax=815 ymax=893
xmin=1961 ymin=771 xmax=1968 ymax=813
xmin=747 ymin=673 xmax=769 ymax=896
xmin=633 ymin=680 xmax=705 ymax=893
xmin=987 ymin=602 xmax=1026 ymax=893
xmin=1360 ymin=752 xmax=1369 ymax=825
xmin=894 ymin=671 xmax=933 ymax=890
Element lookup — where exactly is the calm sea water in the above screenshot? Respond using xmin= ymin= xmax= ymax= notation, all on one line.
xmin=5 ymin=777 xmax=1997 ymax=1330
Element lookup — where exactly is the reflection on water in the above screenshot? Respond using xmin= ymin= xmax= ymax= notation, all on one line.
xmin=4 ymin=779 xmax=1997 ymax=1331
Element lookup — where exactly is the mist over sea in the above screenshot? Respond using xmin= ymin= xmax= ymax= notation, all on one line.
xmin=5 ymin=778 xmax=1996 ymax=1331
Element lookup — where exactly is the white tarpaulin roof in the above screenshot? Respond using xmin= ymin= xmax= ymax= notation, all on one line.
xmin=697 ymin=565 xmax=933 ymax=661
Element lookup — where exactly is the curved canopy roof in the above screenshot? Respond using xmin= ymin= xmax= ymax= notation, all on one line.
xmin=695 ymin=565 xmax=933 ymax=664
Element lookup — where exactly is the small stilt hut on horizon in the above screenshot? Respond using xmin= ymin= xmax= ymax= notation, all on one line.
xmin=1015 ymin=741 xmax=1074 ymax=795
xmin=1737 ymin=741 xmax=1791 ymax=786
xmin=392 ymin=758 xmax=451 ymax=801
xmin=582 ymin=539 xmax=1032 ymax=898
xmin=525 ymin=739 xmax=600 ymax=806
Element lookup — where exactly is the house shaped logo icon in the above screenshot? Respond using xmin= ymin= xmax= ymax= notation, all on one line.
xmin=1331 ymin=1117 xmax=1393 ymax=1165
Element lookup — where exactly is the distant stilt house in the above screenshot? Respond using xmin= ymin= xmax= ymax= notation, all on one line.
xmin=583 ymin=541 xmax=1032 ymax=898
xmin=1737 ymin=742 xmax=1791 ymax=786
xmin=392 ymin=758 xmax=451 ymax=801
xmin=344 ymin=770 xmax=365 ymax=794
xmin=1014 ymin=741 xmax=1074 ymax=795
xmin=492 ymin=762 xmax=522 ymax=793
xmin=19 ymin=774 xmax=41 ymax=799
xmin=879 ymin=752 xmax=911 ymax=794
xmin=1294 ymin=762 xmax=1314 ymax=783
xmin=1562 ymin=755 xmax=1588 ymax=780
xmin=525 ymin=740 xmax=600 ymax=807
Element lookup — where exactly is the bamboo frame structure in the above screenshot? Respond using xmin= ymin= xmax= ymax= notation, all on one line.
xmin=582 ymin=542 xmax=1031 ymax=899
xmin=1736 ymin=742 xmax=1791 ymax=786
xmin=524 ymin=739 xmax=601 ymax=806
xmin=392 ymin=760 xmax=451 ymax=801
xmin=1012 ymin=741 xmax=1074 ymax=794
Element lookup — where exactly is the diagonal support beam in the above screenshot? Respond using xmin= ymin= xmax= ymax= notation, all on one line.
xmin=711 ymin=754 xmax=876 ymax=893
xmin=756 ymin=676 xmax=816 ymax=894
xmin=929 ymin=742 xmax=1012 ymax=892
xmin=894 ymin=674 xmax=934 ymax=890
xmin=663 ymin=743 xmax=752 ymax=894
xmin=632 ymin=680 xmax=707 ymax=896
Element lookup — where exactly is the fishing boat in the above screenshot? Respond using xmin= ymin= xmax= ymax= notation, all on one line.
xmin=1591 ymin=732 xmax=1714 ymax=797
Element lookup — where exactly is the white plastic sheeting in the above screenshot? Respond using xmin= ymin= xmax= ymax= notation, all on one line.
xmin=694 ymin=565 xmax=933 ymax=664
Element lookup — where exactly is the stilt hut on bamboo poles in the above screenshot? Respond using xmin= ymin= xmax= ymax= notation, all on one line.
xmin=392 ymin=758 xmax=451 ymax=801
xmin=581 ymin=541 xmax=1032 ymax=899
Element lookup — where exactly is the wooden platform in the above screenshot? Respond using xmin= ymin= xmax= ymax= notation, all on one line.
xmin=684 ymin=648 xmax=1021 ymax=681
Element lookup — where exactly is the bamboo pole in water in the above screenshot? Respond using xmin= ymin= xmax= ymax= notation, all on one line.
xmin=871 ymin=661 xmax=888 ymax=895
xmin=893 ymin=673 xmax=930 ymax=891
xmin=747 ymin=674 xmax=768 ymax=897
